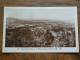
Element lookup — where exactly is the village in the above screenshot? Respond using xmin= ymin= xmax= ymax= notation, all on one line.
xmin=5 ymin=21 xmax=75 ymax=47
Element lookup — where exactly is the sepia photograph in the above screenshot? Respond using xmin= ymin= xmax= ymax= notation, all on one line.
xmin=2 ymin=7 xmax=79 ymax=53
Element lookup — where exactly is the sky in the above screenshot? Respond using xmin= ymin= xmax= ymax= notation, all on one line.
xmin=4 ymin=7 xmax=77 ymax=24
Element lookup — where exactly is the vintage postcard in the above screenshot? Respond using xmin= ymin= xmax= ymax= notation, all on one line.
xmin=2 ymin=7 xmax=79 ymax=53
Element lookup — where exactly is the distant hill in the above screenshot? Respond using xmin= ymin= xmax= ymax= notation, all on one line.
xmin=6 ymin=17 xmax=74 ymax=28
